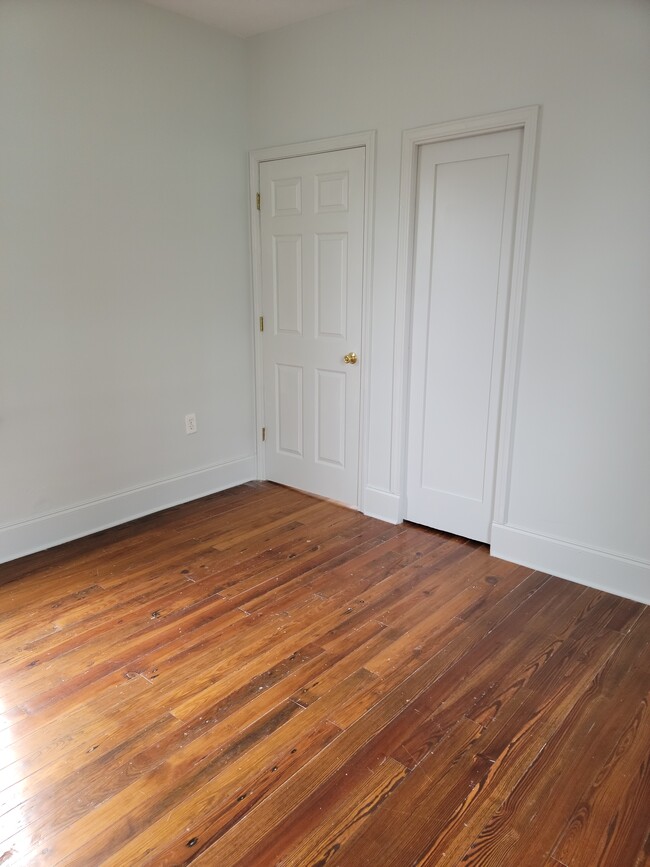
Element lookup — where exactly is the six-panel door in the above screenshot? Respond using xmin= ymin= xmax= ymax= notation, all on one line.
xmin=260 ymin=147 xmax=365 ymax=506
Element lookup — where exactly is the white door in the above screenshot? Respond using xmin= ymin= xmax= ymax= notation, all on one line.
xmin=259 ymin=147 xmax=365 ymax=507
xmin=406 ymin=128 xmax=523 ymax=542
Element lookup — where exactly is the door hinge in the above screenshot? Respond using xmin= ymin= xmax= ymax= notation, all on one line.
xmin=262 ymin=427 xmax=266 ymax=442
xmin=259 ymin=315 xmax=264 ymax=332
xmin=256 ymin=192 xmax=261 ymax=210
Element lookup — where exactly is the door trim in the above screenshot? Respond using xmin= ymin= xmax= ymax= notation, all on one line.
xmin=392 ymin=106 xmax=540 ymax=528
xmin=249 ymin=131 xmax=376 ymax=509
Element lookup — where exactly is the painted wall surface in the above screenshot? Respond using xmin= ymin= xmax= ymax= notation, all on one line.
xmin=0 ymin=0 xmax=255 ymax=549
xmin=247 ymin=0 xmax=650 ymax=597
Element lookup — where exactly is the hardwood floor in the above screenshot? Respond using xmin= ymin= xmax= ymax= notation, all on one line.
xmin=0 ymin=482 xmax=648 ymax=866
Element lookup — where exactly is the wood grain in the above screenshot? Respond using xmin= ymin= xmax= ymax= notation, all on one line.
xmin=0 ymin=482 xmax=647 ymax=866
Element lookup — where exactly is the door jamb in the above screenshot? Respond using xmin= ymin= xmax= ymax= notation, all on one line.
xmin=391 ymin=106 xmax=540 ymax=529
xmin=249 ymin=130 xmax=377 ymax=510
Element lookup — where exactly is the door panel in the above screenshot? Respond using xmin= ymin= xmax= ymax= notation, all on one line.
xmin=273 ymin=235 xmax=302 ymax=334
xmin=275 ymin=364 xmax=303 ymax=457
xmin=260 ymin=147 xmax=365 ymax=506
xmin=406 ymin=129 xmax=522 ymax=542
xmin=315 ymin=233 xmax=347 ymax=338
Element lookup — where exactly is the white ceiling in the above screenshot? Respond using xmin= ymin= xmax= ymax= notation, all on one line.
xmin=141 ymin=0 xmax=371 ymax=38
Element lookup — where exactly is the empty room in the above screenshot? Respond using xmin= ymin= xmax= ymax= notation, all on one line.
xmin=1 ymin=0 xmax=648 ymax=864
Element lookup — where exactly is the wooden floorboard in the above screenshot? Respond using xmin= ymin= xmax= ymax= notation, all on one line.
xmin=0 ymin=482 xmax=647 ymax=866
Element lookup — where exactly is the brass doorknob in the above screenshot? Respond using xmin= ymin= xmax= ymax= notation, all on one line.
xmin=344 ymin=352 xmax=358 ymax=365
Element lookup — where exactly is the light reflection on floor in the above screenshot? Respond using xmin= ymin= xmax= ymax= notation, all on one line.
xmin=0 ymin=697 xmax=35 ymax=863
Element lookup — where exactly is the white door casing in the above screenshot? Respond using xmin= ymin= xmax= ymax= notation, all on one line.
xmin=258 ymin=146 xmax=366 ymax=507
xmin=405 ymin=128 xmax=524 ymax=542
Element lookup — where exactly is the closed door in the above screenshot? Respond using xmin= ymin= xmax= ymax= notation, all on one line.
xmin=259 ymin=147 xmax=365 ymax=506
xmin=406 ymin=128 xmax=523 ymax=542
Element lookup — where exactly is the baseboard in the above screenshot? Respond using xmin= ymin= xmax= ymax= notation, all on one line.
xmin=0 ymin=455 xmax=257 ymax=564
xmin=363 ymin=486 xmax=402 ymax=524
xmin=491 ymin=523 xmax=650 ymax=605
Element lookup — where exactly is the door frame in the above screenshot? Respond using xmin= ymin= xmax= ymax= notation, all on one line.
xmin=249 ymin=130 xmax=376 ymax=509
xmin=392 ymin=106 xmax=540 ymax=530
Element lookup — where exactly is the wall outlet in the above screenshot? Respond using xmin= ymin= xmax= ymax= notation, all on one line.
xmin=185 ymin=413 xmax=197 ymax=435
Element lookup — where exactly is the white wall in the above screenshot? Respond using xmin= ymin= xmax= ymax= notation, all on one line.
xmin=0 ymin=0 xmax=256 ymax=559
xmin=247 ymin=0 xmax=650 ymax=602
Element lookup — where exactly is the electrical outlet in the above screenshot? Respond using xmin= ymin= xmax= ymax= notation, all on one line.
xmin=185 ymin=413 xmax=197 ymax=435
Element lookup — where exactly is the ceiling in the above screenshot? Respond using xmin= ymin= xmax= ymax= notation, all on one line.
xmin=140 ymin=0 xmax=371 ymax=38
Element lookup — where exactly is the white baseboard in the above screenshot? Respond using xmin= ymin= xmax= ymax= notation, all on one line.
xmin=491 ymin=523 xmax=650 ymax=605
xmin=0 ymin=455 xmax=257 ymax=564
xmin=363 ymin=486 xmax=402 ymax=524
